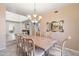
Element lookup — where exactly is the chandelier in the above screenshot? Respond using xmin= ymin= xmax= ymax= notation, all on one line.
xmin=27 ymin=3 xmax=42 ymax=23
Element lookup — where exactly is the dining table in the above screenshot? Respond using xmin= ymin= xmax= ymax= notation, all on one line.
xmin=23 ymin=35 xmax=54 ymax=51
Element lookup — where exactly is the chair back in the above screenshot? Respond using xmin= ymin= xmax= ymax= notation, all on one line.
xmin=15 ymin=34 xmax=24 ymax=55
xmin=15 ymin=34 xmax=24 ymax=46
xmin=23 ymin=38 xmax=35 ymax=56
xmin=36 ymin=32 xmax=40 ymax=36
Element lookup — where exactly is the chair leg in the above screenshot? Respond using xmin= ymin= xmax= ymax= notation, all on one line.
xmin=61 ymin=44 xmax=63 ymax=56
xmin=44 ymin=50 xmax=49 ymax=56
xmin=16 ymin=46 xmax=20 ymax=56
xmin=61 ymin=47 xmax=62 ymax=56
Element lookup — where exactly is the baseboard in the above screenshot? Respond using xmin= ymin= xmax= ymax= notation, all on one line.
xmin=52 ymin=45 xmax=79 ymax=55
xmin=49 ymin=46 xmax=79 ymax=56
xmin=0 ymin=47 xmax=6 ymax=51
xmin=54 ymin=44 xmax=79 ymax=54
xmin=6 ymin=40 xmax=16 ymax=46
xmin=64 ymin=47 xmax=79 ymax=54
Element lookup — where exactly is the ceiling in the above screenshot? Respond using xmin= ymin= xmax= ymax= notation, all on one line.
xmin=4 ymin=3 xmax=73 ymax=16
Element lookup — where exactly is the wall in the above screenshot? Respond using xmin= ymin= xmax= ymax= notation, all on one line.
xmin=40 ymin=4 xmax=79 ymax=51
xmin=0 ymin=4 xmax=6 ymax=50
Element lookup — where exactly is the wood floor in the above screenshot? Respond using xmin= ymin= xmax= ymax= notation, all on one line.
xmin=0 ymin=44 xmax=16 ymax=56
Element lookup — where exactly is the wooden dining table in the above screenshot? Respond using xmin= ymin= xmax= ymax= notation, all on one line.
xmin=23 ymin=35 xmax=54 ymax=51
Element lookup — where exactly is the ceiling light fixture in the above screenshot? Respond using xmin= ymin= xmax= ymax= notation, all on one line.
xmin=27 ymin=3 xmax=42 ymax=23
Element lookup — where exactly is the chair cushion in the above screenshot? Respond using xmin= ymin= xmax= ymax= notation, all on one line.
xmin=49 ymin=47 xmax=61 ymax=56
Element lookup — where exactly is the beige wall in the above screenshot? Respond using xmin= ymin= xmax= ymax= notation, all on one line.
xmin=0 ymin=4 xmax=6 ymax=50
xmin=40 ymin=4 xmax=79 ymax=51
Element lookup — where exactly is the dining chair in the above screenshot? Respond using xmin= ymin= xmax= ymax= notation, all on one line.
xmin=22 ymin=29 xmax=28 ymax=35
xmin=22 ymin=38 xmax=45 ymax=56
xmin=15 ymin=34 xmax=24 ymax=56
xmin=48 ymin=36 xmax=71 ymax=56
xmin=23 ymin=38 xmax=35 ymax=56
xmin=48 ymin=39 xmax=64 ymax=56
xmin=36 ymin=32 xmax=40 ymax=36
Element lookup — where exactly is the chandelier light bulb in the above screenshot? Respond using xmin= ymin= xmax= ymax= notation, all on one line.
xmin=27 ymin=15 xmax=31 ymax=18
xmin=33 ymin=14 xmax=37 ymax=17
xmin=27 ymin=15 xmax=31 ymax=20
xmin=27 ymin=3 xmax=42 ymax=23
xmin=39 ymin=16 xmax=42 ymax=19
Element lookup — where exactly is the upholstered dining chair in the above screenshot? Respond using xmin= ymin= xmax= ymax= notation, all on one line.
xmin=23 ymin=38 xmax=35 ymax=56
xmin=48 ymin=39 xmax=64 ymax=56
xmin=22 ymin=38 xmax=45 ymax=56
xmin=48 ymin=36 xmax=71 ymax=56
xmin=15 ymin=34 xmax=24 ymax=56
xmin=36 ymin=32 xmax=40 ymax=36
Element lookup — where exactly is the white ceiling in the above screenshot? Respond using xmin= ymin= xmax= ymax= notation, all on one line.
xmin=4 ymin=3 xmax=72 ymax=16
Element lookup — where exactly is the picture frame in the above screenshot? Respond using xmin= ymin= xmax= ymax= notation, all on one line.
xmin=51 ymin=20 xmax=64 ymax=32
xmin=59 ymin=20 xmax=64 ymax=32
xmin=51 ymin=21 xmax=59 ymax=32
